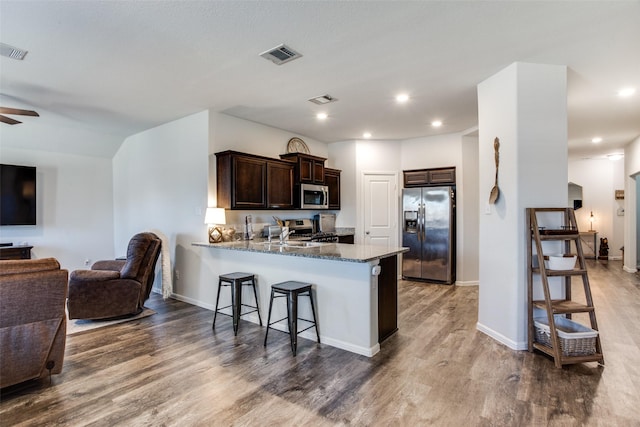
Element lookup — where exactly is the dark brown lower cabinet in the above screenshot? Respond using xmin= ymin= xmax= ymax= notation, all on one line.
xmin=378 ymin=255 xmax=398 ymax=342
xmin=337 ymin=234 xmax=354 ymax=244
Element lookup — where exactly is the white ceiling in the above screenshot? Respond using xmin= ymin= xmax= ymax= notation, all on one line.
xmin=1 ymin=1 xmax=639 ymax=159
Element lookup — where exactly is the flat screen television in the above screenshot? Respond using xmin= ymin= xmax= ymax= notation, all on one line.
xmin=0 ymin=164 xmax=37 ymax=226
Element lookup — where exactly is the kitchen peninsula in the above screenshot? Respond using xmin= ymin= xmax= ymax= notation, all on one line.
xmin=194 ymin=240 xmax=408 ymax=356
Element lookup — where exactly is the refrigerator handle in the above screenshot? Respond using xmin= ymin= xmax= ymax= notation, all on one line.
xmin=420 ymin=203 xmax=425 ymax=242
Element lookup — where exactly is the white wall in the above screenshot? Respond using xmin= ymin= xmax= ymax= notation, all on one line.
xmin=208 ymin=112 xmax=330 ymax=228
xmin=624 ymin=135 xmax=640 ymax=271
xmin=400 ymin=132 xmax=477 ymax=285
xmin=477 ymin=62 xmax=568 ymax=350
xmin=113 ymin=111 xmax=209 ymax=299
xmin=328 ymin=140 xmax=357 ymax=228
xmin=0 ymin=148 xmax=114 ymax=271
xmin=568 ymin=157 xmax=625 ymax=259
xmin=355 ymin=139 xmax=401 ymax=244
xmin=461 ymin=135 xmax=480 ymax=285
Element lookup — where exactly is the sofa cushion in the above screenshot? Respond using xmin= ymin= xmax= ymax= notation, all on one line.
xmin=70 ymin=269 xmax=120 ymax=282
xmin=0 ymin=258 xmax=60 ymax=276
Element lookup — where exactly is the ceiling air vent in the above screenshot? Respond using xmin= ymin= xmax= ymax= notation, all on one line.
xmin=0 ymin=43 xmax=28 ymax=60
xmin=308 ymin=94 xmax=338 ymax=105
xmin=260 ymin=44 xmax=302 ymax=65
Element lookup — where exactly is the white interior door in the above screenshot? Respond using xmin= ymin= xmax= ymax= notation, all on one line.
xmin=362 ymin=172 xmax=398 ymax=247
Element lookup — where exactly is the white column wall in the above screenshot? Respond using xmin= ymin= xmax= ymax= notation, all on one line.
xmin=113 ymin=110 xmax=209 ymax=299
xmin=477 ymin=62 xmax=568 ymax=349
xmin=624 ymin=135 xmax=640 ymax=272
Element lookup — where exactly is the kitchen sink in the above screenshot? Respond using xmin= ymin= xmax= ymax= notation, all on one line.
xmin=260 ymin=241 xmax=324 ymax=248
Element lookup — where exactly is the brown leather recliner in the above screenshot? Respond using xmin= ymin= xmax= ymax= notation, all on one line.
xmin=1 ymin=258 xmax=68 ymax=388
xmin=67 ymin=232 xmax=162 ymax=320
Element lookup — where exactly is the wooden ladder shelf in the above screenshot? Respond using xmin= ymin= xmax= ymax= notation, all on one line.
xmin=526 ymin=207 xmax=604 ymax=368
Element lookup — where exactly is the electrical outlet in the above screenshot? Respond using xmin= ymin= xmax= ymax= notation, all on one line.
xmin=175 ymin=269 xmax=180 ymax=280
xmin=484 ymin=203 xmax=492 ymax=214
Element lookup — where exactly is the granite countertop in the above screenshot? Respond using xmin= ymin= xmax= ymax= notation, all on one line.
xmin=193 ymin=239 xmax=407 ymax=263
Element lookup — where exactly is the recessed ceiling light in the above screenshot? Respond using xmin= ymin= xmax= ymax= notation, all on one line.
xmin=617 ymin=87 xmax=636 ymax=97
xmin=431 ymin=120 xmax=443 ymax=127
xmin=591 ymin=137 xmax=602 ymax=143
xmin=363 ymin=132 xmax=372 ymax=139
xmin=316 ymin=112 xmax=328 ymax=120
xmin=395 ymin=93 xmax=409 ymax=103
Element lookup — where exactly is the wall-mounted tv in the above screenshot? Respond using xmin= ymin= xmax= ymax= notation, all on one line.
xmin=0 ymin=164 xmax=37 ymax=226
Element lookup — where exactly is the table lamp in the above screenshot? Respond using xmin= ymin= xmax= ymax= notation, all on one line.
xmin=589 ymin=211 xmax=595 ymax=232
xmin=205 ymin=207 xmax=226 ymax=243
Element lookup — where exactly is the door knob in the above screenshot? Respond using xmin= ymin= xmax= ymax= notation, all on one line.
xmin=365 ymin=231 xmax=370 ymax=235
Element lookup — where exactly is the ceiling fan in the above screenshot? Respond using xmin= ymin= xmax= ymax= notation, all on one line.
xmin=0 ymin=107 xmax=39 ymax=125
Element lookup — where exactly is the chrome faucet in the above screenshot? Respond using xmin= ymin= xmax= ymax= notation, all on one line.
xmin=279 ymin=228 xmax=295 ymax=244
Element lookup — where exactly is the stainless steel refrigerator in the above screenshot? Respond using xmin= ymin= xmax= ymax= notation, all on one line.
xmin=402 ymin=186 xmax=455 ymax=283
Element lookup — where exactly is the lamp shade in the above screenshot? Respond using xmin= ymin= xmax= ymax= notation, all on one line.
xmin=204 ymin=207 xmax=226 ymax=225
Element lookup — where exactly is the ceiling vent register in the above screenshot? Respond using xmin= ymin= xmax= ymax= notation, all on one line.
xmin=0 ymin=43 xmax=28 ymax=60
xmin=308 ymin=95 xmax=338 ymax=105
xmin=260 ymin=44 xmax=302 ymax=65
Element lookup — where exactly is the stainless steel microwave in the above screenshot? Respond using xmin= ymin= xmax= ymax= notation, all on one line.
xmin=300 ymin=183 xmax=329 ymax=209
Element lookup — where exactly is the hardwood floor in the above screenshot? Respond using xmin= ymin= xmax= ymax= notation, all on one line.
xmin=1 ymin=260 xmax=639 ymax=426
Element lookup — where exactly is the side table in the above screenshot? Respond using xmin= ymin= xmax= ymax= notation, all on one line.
xmin=0 ymin=245 xmax=33 ymax=260
xmin=579 ymin=231 xmax=597 ymax=259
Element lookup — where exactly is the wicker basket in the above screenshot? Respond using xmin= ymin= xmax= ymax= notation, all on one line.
xmin=534 ymin=316 xmax=598 ymax=356
xmin=544 ymin=254 xmax=577 ymax=270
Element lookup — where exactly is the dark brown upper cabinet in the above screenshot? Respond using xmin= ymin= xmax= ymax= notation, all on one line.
xmin=280 ymin=153 xmax=326 ymax=185
xmin=216 ymin=151 xmax=294 ymax=210
xmin=403 ymin=167 xmax=456 ymax=187
xmin=324 ymin=167 xmax=341 ymax=210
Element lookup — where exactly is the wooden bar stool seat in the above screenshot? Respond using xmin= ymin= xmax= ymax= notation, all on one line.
xmin=263 ymin=281 xmax=319 ymax=356
xmin=213 ymin=272 xmax=262 ymax=335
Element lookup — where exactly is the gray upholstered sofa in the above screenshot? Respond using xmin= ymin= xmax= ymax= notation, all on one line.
xmin=0 ymin=258 xmax=68 ymax=388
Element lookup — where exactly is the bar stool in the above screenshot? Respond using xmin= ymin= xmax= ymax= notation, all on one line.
xmin=213 ymin=272 xmax=262 ymax=335
xmin=264 ymin=281 xmax=319 ymax=356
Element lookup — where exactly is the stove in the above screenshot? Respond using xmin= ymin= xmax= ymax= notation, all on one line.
xmin=286 ymin=219 xmax=338 ymax=243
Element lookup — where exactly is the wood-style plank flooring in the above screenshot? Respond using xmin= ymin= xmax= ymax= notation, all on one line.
xmin=1 ymin=260 xmax=639 ymax=426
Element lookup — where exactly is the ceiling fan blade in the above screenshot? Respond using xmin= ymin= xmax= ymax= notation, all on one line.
xmin=0 ymin=107 xmax=39 ymax=117
xmin=0 ymin=114 xmax=22 ymax=125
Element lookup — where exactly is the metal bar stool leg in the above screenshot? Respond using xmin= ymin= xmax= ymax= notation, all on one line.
xmin=264 ymin=288 xmax=275 ymax=346
xmin=251 ymin=278 xmax=263 ymax=326
xmin=307 ymin=289 xmax=320 ymax=343
xmin=288 ymin=290 xmax=298 ymax=356
xmin=231 ymin=279 xmax=243 ymax=336
xmin=212 ymin=278 xmax=223 ymax=329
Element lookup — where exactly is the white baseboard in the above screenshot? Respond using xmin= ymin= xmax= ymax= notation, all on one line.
xmin=476 ymin=322 xmax=528 ymax=351
xmin=162 ymin=291 xmax=380 ymax=357
xmin=455 ymin=280 xmax=479 ymax=287
xmin=169 ymin=292 xmax=216 ymax=311
xmin=623 ymin=265 xmax=638 ymax=273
